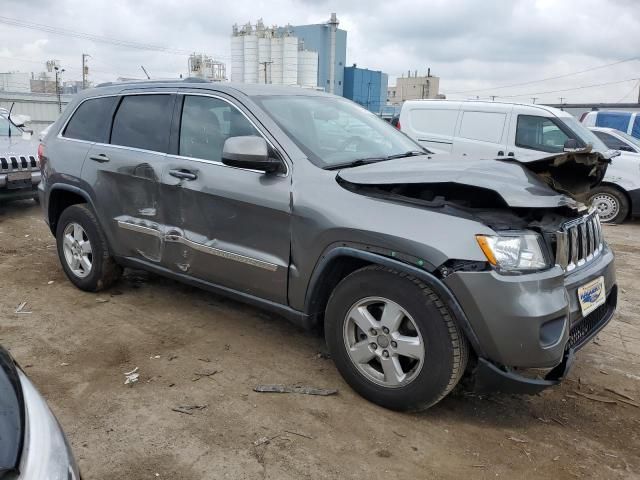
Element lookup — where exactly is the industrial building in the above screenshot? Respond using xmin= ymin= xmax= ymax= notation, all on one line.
xmin=343 ymin=65 xmax=388 ymax=114
xmin=230 ymin=20 xmax=319 ymax=88
xmin=188 ymin=53 xmax=226 ymax=82
xmin=388 ymin=70 xmax=441 ymax=105
xmin=282 ymin=13 xmax=346 ymax=95
xmin=0 ymin=72 xmax=30 ymax=92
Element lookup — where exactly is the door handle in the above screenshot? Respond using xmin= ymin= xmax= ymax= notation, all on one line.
xmin=89 ymin=153 xmax=109 ymax=163
xmin=507 ymin=152 xmax=515 ymax=157
xmin=169 ymin=169 xmax=197 ymax=180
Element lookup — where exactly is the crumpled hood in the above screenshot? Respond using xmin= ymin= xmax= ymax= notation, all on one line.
xmin=337 ymin=150 xmax=612 ymax=209
xmin=0 ymin=135 xmax=39 ymax=157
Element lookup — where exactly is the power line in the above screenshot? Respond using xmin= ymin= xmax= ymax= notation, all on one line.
xmin=447 ymin=57 xmax=638 ymax=95
xmin=615 ymin=79 xmax=640 ymax=103
xmin=0 ymin=15 xmax=229 ymax=59
xmin=496 ymin=77 xmax=639 ymax=99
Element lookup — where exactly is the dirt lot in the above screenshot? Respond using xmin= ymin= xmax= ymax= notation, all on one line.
xmin=1 ymin=200 xmax=638 ymax=479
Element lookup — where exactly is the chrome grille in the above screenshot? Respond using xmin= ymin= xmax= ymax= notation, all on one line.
xmin=0 ymin=155 xmax=39 ymax=173
xmin=555 ymin=210 xmax=603 ymax=272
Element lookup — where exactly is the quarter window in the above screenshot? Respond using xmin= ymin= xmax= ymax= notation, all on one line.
xmin=110 ymin=95 xmax=173 ymax=152
xmin=63 ymin=96 xmax=116 ymax=143
xmin=179 ymin=95 xmax=260 ymax=162
xmin=515 ymin=115 xmax=570 ymax=153
xmin=592 ymin=131 xmax=636 ymax=152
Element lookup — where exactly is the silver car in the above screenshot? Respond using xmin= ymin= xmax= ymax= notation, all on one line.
xmin=0 ymin=114 xmax=40 ymax=203
xmin=39 ymin=81 xmax=617 ymax=410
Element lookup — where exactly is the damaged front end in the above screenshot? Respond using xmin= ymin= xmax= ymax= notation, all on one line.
xmin=337 ymin=151 xmax=617 ymax=393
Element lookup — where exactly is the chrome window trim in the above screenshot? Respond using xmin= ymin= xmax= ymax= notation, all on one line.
xmin=56 ymin=90 xmax=291 ymax=177
xmin=174 ymin=91 xmax=290 ymax=176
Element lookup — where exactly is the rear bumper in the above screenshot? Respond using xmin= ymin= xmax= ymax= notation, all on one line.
xmin=628 ymin=187 xmax=640 ymax=217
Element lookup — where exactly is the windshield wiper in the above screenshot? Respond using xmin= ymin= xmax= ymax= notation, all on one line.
xmin=323 ymin=150 xmax=427 ymax=170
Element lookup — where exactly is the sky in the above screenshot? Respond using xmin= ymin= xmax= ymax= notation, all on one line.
xmin=0 ymin=0 xmax=639 ymax=104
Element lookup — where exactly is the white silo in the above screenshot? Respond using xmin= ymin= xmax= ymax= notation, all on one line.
xmin=297 ymin=50 xmax=318 ymax=88
xmin=243 ymin=33 xmax=259 ymax=83
xmin=282 ymin=36 xmax=298 ymax=86
xmin=258 ymin=35 xmax=272 ymax=84
xmin=270 ymin=36 xmax=283 ymax=85
xmin=230 ymin=34 xmax=244 ymax=82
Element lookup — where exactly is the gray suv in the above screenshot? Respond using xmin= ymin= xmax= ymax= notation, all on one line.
xmin=39 ymin=80 xmax=617 ymax=411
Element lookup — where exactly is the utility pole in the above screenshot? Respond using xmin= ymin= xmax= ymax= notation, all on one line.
xmin=81 ymin=53 xmax=90 ymax=89
xmin=259 ymin=61 xmax=272 ymax=84
xmin=141 ymin=66 xmax=151 ymax=79
xmin=531 ymin=97 xmax=538 ymax=104
xmin=490 ymin=95 xmax=497 ymax=101
xmin=559 ymin=97 xmax=566 ymax=104
xmin=54 ymin=65 xmax=65 ymax=113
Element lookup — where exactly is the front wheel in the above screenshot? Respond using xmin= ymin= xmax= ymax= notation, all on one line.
xmin=589 ymin=186 xmax=629 ymax=224
xmin=325 ymin=266 xmax=468 ymax=411
xmin=56 ymin=204 xmax=122 ymax=291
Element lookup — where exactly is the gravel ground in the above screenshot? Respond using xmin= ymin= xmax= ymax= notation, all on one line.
xmin=1 ymin=200 xmax=638 ymax=479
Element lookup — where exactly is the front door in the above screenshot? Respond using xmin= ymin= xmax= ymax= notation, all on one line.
xmin=82 ymin=93 xmax=176 ymax=263
xmin=161 ymin=93 xmax=291 ymax=304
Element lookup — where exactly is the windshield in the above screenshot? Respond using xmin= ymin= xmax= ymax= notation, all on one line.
xmin=254 ymin=95 xmax=425 ymax=168
xmin=617 ymin=130 xmax=640 ymax=149
xmin=560 ymin=115 xmax=608 ymax=152
xmin=0 ymin=116 xmax=23 ymax=137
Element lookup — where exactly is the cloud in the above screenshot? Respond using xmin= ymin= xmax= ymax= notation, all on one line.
xmin=0 ymin=0 xmax=638 ymax=103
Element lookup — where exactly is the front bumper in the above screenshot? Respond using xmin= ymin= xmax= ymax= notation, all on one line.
xmin=444 ymin=246 xmax=616 ymax=392
xmin=0 ymin=171 xmax=40 ymax=201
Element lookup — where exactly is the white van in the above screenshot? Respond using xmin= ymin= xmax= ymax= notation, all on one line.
xmin=398 ymin=100 xmax=640 ymax=223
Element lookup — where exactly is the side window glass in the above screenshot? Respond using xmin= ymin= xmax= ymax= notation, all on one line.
xmin=179 ymin=95 xmax=260 ymax=162
xmin=516 ymin=115 xmax=570 ymax=153
xmin=63 ymin=96 xmax=116 ymax=143
xmin=593 ymin=131 xmax=627 ymax=150
xmin=110 ymin=95 xmax=173 ymax=152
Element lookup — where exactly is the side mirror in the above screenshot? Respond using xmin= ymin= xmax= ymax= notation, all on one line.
xmin=222 ymin=136 xmax=281 ymax=173
xmin=563 ymin=138 xmax=580 ymax=152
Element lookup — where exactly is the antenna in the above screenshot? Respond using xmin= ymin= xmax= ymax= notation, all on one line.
xmin=141 ymin=66 xmax=151 ymax=79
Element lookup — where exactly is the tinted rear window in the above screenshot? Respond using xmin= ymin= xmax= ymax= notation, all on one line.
xmin=63 ymin=96 xmax=116 ymax=142
xmin=110 ymin=95 xmax=173 ymax=152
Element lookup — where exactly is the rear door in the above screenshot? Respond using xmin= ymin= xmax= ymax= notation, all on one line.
xmin=160 ymin=92 xmax=291 ymax=304
xmin=451 ymin=106 xmax=511 ymax=158
xmin=401 ymin=104 xmax=459 ymax=153
xmin=82 ymin=92 xmax=176 ymax=263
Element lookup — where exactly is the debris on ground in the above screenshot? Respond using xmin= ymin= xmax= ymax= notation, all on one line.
xmin=192 ymin=370 xmax=219 ymax=382
xmin=573 ymin=390 xmax=617 ymax=404
xmin=60 ymin=362 xmax=69 ymax=367
xmin=253 ymin=434 xmax=280 ymax=446
xmin=15 ymin=302 xmax=31 ymax=314
xmin=508 ymin=436 xmax=529 ymax=444
xmin=47 ymin=280 xmax=54 ymax=285
xmin=123 ymin=367 xmax=139 ymax=385
xmin=283 ymin=430 xmax=313 ymax=440
xmin=171 ymin=404 xmax=208 ymax=415
xmin=316 ymin=351 xmax=331 ymax=360
xmin=254 ymin=384 xmax=338 ymax=396
xmin=604 ymin=387 xmax=637 ymax=402
xmin=95 ymin=297 xmax=110 ymax=303
xmin=197 ymin=357 xmax=211 ymax=363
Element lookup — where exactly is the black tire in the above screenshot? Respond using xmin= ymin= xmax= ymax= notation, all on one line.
xmin=56 ymin=204 xmax=122 ymax=291
xmin=589 ymin=186 xmax=629 ymax=224
xmin=325 ymin=265 xmax=468 ymax=411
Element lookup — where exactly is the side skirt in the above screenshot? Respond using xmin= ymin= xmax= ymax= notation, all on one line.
xmin=116 ymin=256 xmax=313 ymax=331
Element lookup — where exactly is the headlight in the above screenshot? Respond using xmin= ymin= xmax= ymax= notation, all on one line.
xmin=476 ymin=232 xmax=550 ymax=272
xmin=17 ymin=371 xmax=80 ymax=480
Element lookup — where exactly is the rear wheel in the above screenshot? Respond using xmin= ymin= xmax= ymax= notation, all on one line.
xmin=325 ymin=265 xmax=468 ymax=411
xmin=589 ymin=186 xmax=629 ymax=224
xmin=56 ymin=204 xmax=122 ymax=291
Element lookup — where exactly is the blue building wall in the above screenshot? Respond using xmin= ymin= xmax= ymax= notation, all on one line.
xmin=343 ymin=66 xmax=388 ymax=114
xmin=287 ymin=24 xmax=347 ymax=96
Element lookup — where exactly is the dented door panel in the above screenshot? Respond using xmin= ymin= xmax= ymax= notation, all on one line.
xmin=161 ymin=158 xmax=290 ymax=303
xmin=81 ymin=144 xmax=171 ymax=262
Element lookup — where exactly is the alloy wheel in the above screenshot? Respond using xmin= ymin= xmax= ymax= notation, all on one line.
xmin=62 ymin=222 xmax=93 ymax=278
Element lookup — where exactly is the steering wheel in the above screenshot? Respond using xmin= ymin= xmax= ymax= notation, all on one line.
xmin=337 ymin=135 xmax=365 ymax=152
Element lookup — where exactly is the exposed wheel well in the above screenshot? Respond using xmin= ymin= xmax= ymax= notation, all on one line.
xmin=48 ymin=189 xmax=87 ymax=234
xmin=306 ymin=256 xmax=372 ymax=330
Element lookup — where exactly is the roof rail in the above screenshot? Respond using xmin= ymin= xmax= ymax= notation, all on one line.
xmin=95 ymin=77 xmax=212 ymax=88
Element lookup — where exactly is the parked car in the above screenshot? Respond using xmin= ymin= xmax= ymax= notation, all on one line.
xmin=0 ymin=345 xmax=80 ymax=479
xmin=39 ymin=81 xmax=617 ymax=411
xmin=397 ymin=100 xmax=637 ymax=223
xmin=585 ymin=127 xmax=640 ymax=222
xmin=581 ymin=110 xmax=640 ymax=139
xmin=1 ymin=113 xmax=41 ymax=203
